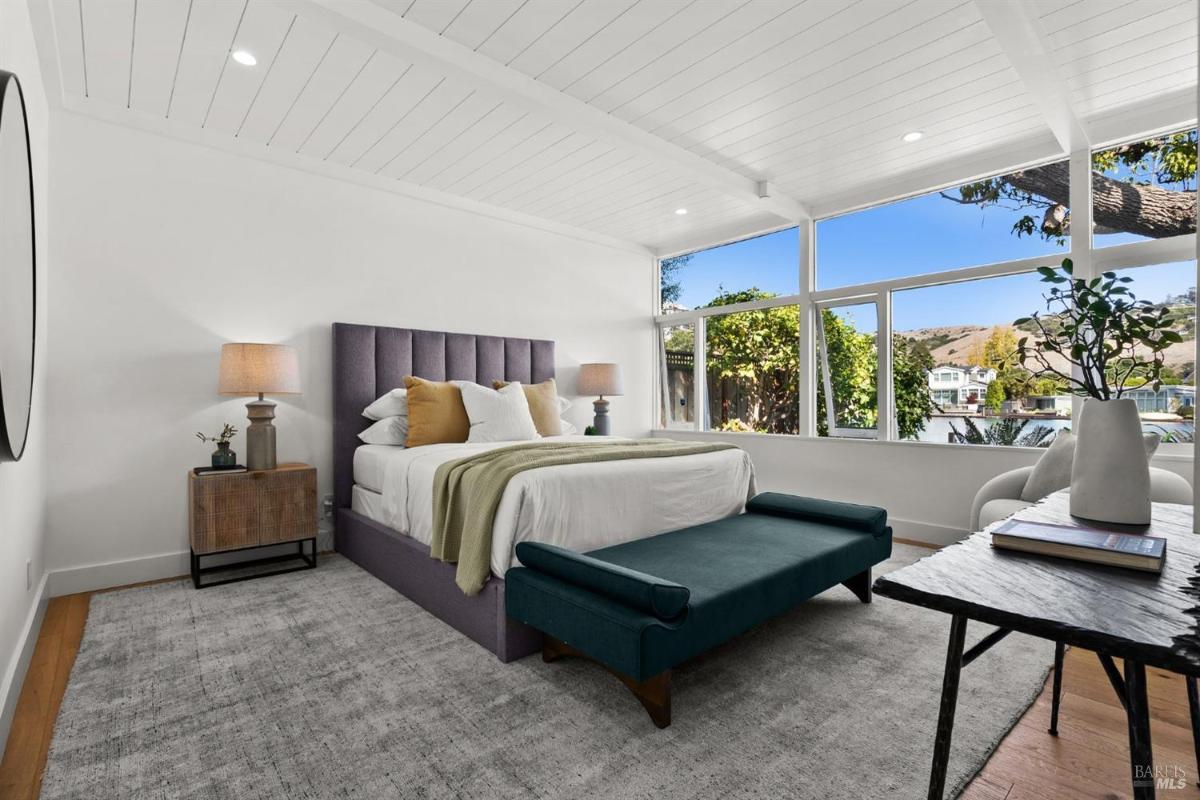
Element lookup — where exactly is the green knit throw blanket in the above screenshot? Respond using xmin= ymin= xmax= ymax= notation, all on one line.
xmin=430 ymin=439 xmax=738 ymax=595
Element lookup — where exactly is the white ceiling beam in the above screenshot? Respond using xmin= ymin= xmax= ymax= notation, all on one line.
xmin=1085 ymin=86 xmax=1198 ymax=149
xmin=285 ymin=0 xmax=811 ymax=222
xmin=974 ymin=0 xmax=1089 ymax=152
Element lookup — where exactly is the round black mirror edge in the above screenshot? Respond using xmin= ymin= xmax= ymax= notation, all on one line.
xmin=0 ymin=69 xmax=36 ymax=463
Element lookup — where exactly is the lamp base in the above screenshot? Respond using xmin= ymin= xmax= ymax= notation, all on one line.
xmin=246 ymin=398 xmax=277 ymax=471
xmin=592 ymin=397 xmax=611 ymax=436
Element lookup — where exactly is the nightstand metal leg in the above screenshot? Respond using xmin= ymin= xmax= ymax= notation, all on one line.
xmin=190 ymin=536 xmax=319 ymax=589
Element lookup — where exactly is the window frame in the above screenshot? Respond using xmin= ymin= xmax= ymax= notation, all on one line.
xmin=654 ymin=136 xmax=1198 ymax=456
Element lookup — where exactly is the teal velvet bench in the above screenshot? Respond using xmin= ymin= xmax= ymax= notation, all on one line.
xmin=505 ymin=492 xmax=892 ymax=728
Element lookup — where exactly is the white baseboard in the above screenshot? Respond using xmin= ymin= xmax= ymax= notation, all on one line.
xmin=48 ymin=550 xmax=191 ymax=597
xmin=0 ymin=571 xmax=49 ymax=757
xmin=890 ymin=516 xmax=964 ymax=547
xmin=47 ymin=531 xmax=335 ymax=598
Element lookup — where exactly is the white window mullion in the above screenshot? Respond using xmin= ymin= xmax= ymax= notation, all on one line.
xmin=693 ymin=315 xmax=706 ymax=432
xmin=877 ymin=289 xmax=894 ymax=440
xmin=1069 ymin=146 xmax=1094 ymax=419
xmin=797 ymin=219 xmax=815 ymax=437
xmin=814 ymin=308 xmax=837 ymax=435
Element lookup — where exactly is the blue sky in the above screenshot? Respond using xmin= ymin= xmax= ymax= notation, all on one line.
xmin=668 ymin=160 xmax=1195 ymax=332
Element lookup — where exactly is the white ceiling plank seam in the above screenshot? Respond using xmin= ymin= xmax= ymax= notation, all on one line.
xmin=236 ymin=15 xmax=298 ymax=137
xmin=974 ymin=0 xmax=1089 ymax=151
xmin=200 ymin=0 xmax=249 ymax=128
xmin=284 ymin=0 xmax=810 ymax=221
xmin=262 ymin=32 xmax=338 ymax=145
xmin=164 ymin=0 xmax=194 ymax=119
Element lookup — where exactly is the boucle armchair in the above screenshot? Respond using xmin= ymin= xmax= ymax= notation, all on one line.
xmin=971 ymin=464 xmax=1193 ymax=532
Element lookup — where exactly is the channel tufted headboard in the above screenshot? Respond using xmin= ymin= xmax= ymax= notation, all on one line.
xmin=332 ymin=323 xmax=555 ymax=512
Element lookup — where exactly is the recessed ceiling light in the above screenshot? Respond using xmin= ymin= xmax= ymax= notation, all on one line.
xmin=674 ymin=208 xmax=688 ymax=215
xmin=902 ymin=130 xmax=923 ymax=143
xmin=232 ymin=50 xmax=257 ymax=67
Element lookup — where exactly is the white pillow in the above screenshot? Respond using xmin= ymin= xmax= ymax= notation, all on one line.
xmin=363 ymin=388 xmax=408 ymax=421
xmin=560 ymin=419 xmax=579 ymax=435
xmin=357 ymin=416 xmax=408 ymax=446
xmin=460 ymin=382 xmax=539 ymax=443
xmin=557 ymin=395 xmax=571 ymax=414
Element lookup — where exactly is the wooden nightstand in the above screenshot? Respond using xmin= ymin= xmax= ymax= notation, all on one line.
xmin=187 ymin=462 xmax=317 ymax=588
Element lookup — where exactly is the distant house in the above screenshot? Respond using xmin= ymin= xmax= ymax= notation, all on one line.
xmin=928 ymin=365 xmax=997 ymax=408
xmin=1125 ymin=385 xmax=1196 ymax=414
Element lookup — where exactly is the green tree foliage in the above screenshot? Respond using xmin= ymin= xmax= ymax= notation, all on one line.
xmin=816 ymin=314 xmax=936 ymax=439
xmin=892 ymin=335 xmax=936 ymax=439
xmin=704 ymin=289 xmax=799 ymax=433
xmin=985 ymin=380 xmax=1004 ymax=413
xmin=659 ymin=254 xmax=691 ymax=308
xmin=662 ymin=325 xmax=694 ymax=353
xmin=1014 ymin=259 xmax=1183 ymax=398
xmin=816 ymin=309 xmax=876 ymax=434
xmin=948 ymin=417 xmax=1055 ymax=447
xmin=966 ymin=327 xmax=1019 ymax=371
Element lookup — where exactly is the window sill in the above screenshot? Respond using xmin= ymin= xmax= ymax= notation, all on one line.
xmin=652 ymin=427 xmax=1195 ymax=461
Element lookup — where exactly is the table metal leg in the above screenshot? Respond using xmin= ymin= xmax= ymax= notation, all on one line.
xmin=1049 ymin=640 xmax=1065 ymax=736
xmin=1187 ymin=676 xmax=1200 ymax=787
xmin=1124 ymin=659 xmax=1155 ymax=800
xmin=928 ymin=614 xmax=968 ymax=800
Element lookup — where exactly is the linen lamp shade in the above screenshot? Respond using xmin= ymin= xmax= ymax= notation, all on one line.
xmin=578 ymin=363 xmax=623 ymax=436
xmin=217 ymin=343 xmax=300 ymax=471
xmin=578 ymin=363 xmax=624 ymax=398
xmin=219 ymin=344 xmax=300 ymax=396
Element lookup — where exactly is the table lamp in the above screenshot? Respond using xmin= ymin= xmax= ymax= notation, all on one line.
xmin=218 ymin=343 xmax=300 ymax=470
xmin=578 ymin=363 xmax=623 ymax=436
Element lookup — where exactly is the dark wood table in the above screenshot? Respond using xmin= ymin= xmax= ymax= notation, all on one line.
xmin=874 ymin=491 xmax=1200 ymax=800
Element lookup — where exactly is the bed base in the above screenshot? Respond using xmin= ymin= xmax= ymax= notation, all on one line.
xmin=335 ymin=508 xmax=541 ymax=663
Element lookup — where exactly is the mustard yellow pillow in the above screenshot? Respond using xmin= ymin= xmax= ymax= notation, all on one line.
xmin=404 ymin=376 xmax=469 ymax=447
xmin=494 ymin=378 xmax=562 ymax=437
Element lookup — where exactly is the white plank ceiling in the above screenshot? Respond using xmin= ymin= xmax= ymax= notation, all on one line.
xmin=40 ymin=0 xmax=1198 ymax=253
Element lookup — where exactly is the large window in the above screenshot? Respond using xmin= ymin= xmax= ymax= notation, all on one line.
xmin=655 ymin=130 xmax=1197 ymax=452
xmin=891 ymin=272 xmax=1060 ymax=446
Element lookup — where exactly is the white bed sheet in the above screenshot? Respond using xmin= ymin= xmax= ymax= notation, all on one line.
xmin=351 ymin=484 xmax=384 ymax=522
xmin=353 ymin=445 xmax=397 ymax=494
xmin=354 ymin=436 xmax=756 ymax=577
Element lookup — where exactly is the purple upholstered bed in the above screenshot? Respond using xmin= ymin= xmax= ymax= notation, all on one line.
xmin=332 ymin=322 xmax=552 ymax=662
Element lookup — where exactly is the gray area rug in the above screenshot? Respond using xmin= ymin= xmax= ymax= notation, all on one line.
xmin=41 ymin=546 xmax=1052 ymax=799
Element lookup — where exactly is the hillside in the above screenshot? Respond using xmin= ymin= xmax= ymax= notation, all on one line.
xmin=898 ymin=317 xmax=1196 ymax=381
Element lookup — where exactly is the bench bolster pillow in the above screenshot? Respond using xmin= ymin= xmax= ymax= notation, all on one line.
xmin=514 ymin=542 xmax=690 ymax=621
xmin=746 ymin=492 xmax=888 ymax=536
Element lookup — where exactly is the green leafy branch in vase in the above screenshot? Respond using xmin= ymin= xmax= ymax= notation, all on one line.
xmin=1013 ymin=258 xmax=1182 ymax=400
xmin=195 ymin=423 xmax=238 ymax=445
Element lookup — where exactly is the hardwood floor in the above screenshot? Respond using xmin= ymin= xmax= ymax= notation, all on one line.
xmin=962 ymin=646 xmax=1200 ymax=800
xmin=0 ymin=594 xmax=88 ymax=800
xmin=2 ymin=592 xmax=1197 ymax=800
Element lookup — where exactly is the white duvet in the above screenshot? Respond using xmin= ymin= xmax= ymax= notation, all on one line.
xmin=353 ymin=436 xmax=756 ymax=577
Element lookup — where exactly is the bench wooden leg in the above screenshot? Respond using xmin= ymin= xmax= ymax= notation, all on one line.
xmin=543 ymin=636 xmax=673 ymax=729
xmin=842 ymin=567 xmax=872 ymax=604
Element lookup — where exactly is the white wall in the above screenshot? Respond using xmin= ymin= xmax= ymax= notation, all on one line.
xmin=0 ymin=0 xmax=49 ymax=754
xmin=45 ymin=113 xmax=653 ymax=591
xmin=654 ymin=430 xmax=1193 ymax=545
